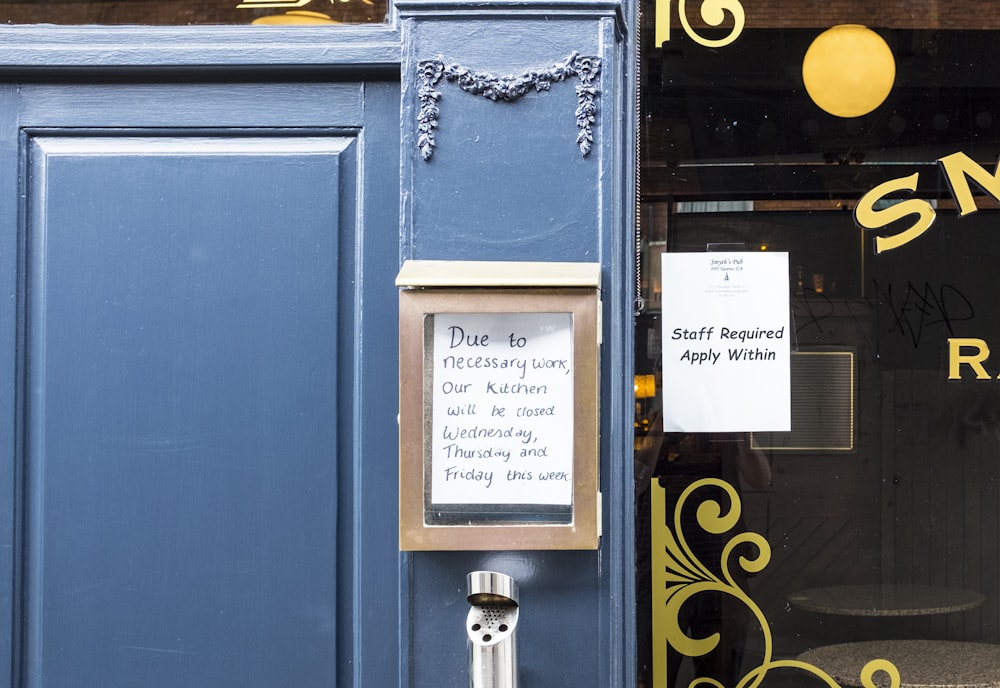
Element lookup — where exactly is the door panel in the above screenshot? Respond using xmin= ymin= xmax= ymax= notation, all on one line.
xmin=23 ymin=135 xmax=345 ymax=687
xmin=3 ymin=80 xmax=400 ymax=688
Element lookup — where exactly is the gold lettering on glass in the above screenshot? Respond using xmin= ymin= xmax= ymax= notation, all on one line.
xmin=236 ymin=0 xmax=309 ymax=9
xmin=853 ymin=173 xmax=936 ymax=254
xmin=948 ymin=338 xmax=993 ymax=380
xmin=234 ymin=0 xmax=372 ymax=11
xmin=855 ymin=151 xmax=1000 ymax=254
xmin=937 ymin=152 xmax=1000 ymax=217
xmin=655 ymin=0 xmax=746 ymax=48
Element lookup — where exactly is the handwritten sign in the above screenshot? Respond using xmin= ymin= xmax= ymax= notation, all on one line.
xmin=429 ymin=312 xmax=574 ymax=514
xmin=661 ymin=251 xmax=791 ymax=432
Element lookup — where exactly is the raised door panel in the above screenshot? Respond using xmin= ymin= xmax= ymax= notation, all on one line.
xmin=21 ymin=134 xmax=350 ymax=688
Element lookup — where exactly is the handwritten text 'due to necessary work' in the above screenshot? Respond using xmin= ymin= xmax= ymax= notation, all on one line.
xmin=431 ymin=314 xmax=575 ymax=507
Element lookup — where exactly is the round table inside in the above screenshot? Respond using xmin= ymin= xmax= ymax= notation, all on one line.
xmin=797 ymin=639 xmax=1000 ymax=688
xmin=787 ymin=584 xmax=986 ymax=617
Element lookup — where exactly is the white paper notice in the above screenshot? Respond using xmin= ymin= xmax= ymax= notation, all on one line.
xmin=661 ymin=252 xmax=791 ymax=432
xmin=430 ymin=312 xmax=574 ymax=506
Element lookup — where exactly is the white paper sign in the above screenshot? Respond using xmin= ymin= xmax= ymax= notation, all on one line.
xmin=661 ymin=252 xmax=791 ymax=432
xmin=430 ymin=312 xmax=574 ymax=506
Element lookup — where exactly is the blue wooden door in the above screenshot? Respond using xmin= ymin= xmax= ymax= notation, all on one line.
xmin=0 ymin=80 xmax=399 ymax=688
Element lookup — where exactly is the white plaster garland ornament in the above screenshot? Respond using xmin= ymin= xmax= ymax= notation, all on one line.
xmin=416 ymin=52 xmax=602 ymax=161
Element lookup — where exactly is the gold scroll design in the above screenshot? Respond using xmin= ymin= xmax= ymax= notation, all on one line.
xmin=655 ymin=0 xmax=745 ymax=48
xmin=650 ymin=477 xmax=901 ymax=688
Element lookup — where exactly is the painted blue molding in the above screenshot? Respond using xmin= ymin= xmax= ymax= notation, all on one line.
xmin=0 ymin=25 xmax=401 ymax=70
xmin=416 ymin=51 xmax=601 ymax=160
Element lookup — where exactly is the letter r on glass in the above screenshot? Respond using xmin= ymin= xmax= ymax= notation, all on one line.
xmin=948 ymin=338 xmax=992 ymax=380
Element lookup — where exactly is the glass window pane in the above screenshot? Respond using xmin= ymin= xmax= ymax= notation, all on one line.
xmin=637 ymin=4 xmax=1000 ymax=688
xmin=0 ymin=0 xmax=386 ymax=25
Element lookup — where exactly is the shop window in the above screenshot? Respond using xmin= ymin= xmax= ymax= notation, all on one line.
xmin=0 ymin=0 xmax=386 ymax=25
xmin=637 ymin=3 xmax=1000 ymax=688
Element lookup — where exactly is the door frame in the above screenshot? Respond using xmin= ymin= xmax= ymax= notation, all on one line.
xmin=0 ymin=8 xmax=638 ymax=688
xmin=0 ymin=31 xmax=404 ymax=688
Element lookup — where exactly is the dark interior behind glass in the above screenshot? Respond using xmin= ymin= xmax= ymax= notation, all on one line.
xmin=637 ymin=6 xmax=1000 ymax=688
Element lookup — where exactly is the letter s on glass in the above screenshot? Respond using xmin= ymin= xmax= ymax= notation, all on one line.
xmin=854 ymin=172 xmax=937 ymax=253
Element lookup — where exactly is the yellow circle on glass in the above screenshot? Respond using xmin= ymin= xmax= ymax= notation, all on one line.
xmin=802 ymin=24 xmax=896 ymax=118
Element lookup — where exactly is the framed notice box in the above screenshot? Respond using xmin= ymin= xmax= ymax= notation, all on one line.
xmin=397 ymin=260 xmax=601 ymax=551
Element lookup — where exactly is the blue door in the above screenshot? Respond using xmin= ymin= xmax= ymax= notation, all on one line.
xmin=0 ymin=79 xmax=400 ymax=688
